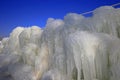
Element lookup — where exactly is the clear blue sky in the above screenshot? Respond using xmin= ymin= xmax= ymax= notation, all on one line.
xmin=0 ymin=0 xmax=120 ymax=36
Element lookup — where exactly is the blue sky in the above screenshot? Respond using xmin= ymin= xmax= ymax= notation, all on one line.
xmin=0 ymin=0 xmax=120 ymax=36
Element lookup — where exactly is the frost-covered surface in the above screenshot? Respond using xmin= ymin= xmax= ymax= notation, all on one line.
xmin=0 ymin=6 xmax=120 ymax=80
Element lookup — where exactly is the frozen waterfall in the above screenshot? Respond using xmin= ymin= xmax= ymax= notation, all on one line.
xmin=1 ymin=6 xmax=120 ymax=80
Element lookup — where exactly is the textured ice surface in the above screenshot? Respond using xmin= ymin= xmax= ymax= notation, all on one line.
xmin=1 ymin=6 xmax=120 ymax=80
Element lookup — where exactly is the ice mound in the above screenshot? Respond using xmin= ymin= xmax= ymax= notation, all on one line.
xmin=1 ymin=6 xmax=120 ymax=80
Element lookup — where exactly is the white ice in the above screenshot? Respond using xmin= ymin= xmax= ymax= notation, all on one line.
xmin=0 ymin=6 xmax=120 ymax=80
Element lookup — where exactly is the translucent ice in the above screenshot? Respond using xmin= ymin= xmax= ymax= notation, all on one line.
xmin=0 ymin=6 xmax=120 ymax=80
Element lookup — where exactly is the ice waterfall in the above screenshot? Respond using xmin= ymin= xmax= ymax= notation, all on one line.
xmin=1 ymin=6 xmax=120 ymax=80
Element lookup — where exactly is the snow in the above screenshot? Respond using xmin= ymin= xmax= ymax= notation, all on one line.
xmin=0 ymin=6 xmax=120 ymax=80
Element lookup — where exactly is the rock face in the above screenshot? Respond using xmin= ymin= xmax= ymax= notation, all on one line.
xmin=1 ymin=6 xmax=120 ymax=80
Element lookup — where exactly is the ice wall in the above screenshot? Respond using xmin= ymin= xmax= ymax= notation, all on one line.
xmin=0 ymin=6 xmax=120 ymax=80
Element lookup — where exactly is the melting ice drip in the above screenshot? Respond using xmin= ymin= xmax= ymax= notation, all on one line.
xmin=0 ymin=6 xmax=120 ymax=80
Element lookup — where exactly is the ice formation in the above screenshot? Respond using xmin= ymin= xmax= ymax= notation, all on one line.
xmin=0 ymin=6 xmax=120 ymax=80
